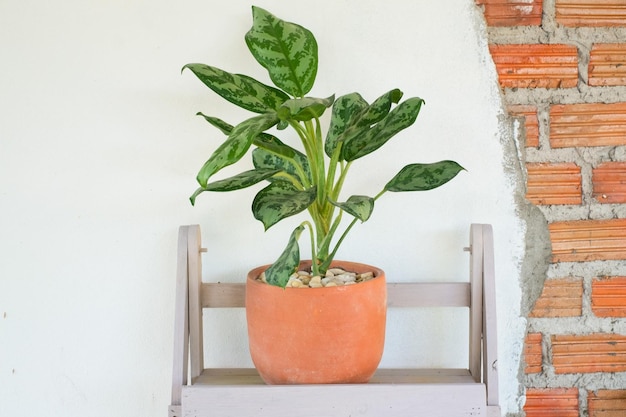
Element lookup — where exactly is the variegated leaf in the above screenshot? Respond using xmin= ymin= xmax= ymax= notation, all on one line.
xmin=385 ymin=161 xmax=465 ymax=192
xmin=349 ymin=89 xmax=403 ymax=129
xmin=342 ymin=97 xmax=424 ymax=162
xmin=252 ymin=137 xmax=311 ymax=185
xmin=253 ymin=133 xmax=296 ymax=159
xmin=326 ymin=89 xmax=403 ymax=158
xmin=190 ymin=168 xmax=281 ymax=205
xmin=183 ymin=64 xmax=289 ymax=113
xmin=265 ymin=225 xmax=304 ymax=288
xmin=330 ymin=195 xmax=374 ymax=222
xmin=196 ymin=113 xmax=278 ymax=187
xmin=196 ymin=112 xmax=233 ymax=135
xmin=325 ymin=93 xmax=368 ymax=156
xmin=277 ymin=96 xmax=334 ymax=122
xmin=252 ymin=181 xmax=316 ymax=230
xmin=245 ymin=6 xmax=318 ymax=98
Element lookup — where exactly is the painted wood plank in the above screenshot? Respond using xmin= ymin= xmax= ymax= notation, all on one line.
xmin=387 ymin=282 xmax=470 ymax=307
xmin=187 ymin=225 xmax=204 ymax=380
xmin=469 ymin=224 xmax=483 ymax=382
xmin=200 ymin=282 xmax=471 ymax=309
xmin=481 ymin=224 xmax=500 ymax=407
xmin=201 ymin=283 xmax=245 ymax=308
xmin=171 ymin=226 xmax=190 ymax=408
xmin=182 ymin=383 xmax=487 ymax=417
xmin=169 ymin=405 xmax=181 ymax=417
xmin=192 ymin=368 xmax=477 ymax=386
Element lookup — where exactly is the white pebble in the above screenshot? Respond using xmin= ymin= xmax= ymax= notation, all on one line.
xmin=287 ymin=278 xmax=303 ymax=287
xmin=309 ymin=276 xmax=323 ymax=288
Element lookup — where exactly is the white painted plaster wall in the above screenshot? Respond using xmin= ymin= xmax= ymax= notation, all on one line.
xmin=0 ymin=0 xmax=525 ymax=415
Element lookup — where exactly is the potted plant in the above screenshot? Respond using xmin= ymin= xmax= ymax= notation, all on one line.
xmin=183 ymin=6 xmax=463 ymax=384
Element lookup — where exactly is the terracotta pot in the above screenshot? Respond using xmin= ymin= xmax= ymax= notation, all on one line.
xmin=245 ymin=260 xmax=387 ymax=384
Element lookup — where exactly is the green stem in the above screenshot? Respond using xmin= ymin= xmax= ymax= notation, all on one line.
xmin=306 ymin=119 xmax=327 ymax=223
xmin=373 ymin=188 xmax=386 ymax=201
xmin=324 ymin=188 xmax=387 ymax=270
xmin=302 ymin=220 xmax=319 ymax=275
xmin=316 ymin=209 xmax=343 ymax=269
xmin=324 ymin=216 xmax=358 ymax=271
xmin=272 ymin=171 xmax=305 ymax=190
xmin=332 ymin=160 xmax=352 ymax=201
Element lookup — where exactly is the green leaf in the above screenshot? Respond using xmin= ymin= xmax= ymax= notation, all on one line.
xmin=277 ymin=96 xmax=334 ymax=122
xmin=330 ymin=195 xmax=375 ymax=222
xmin=196 ymin=112 xmax=233 ymax=135
xmin=189 ymin=187 xmax=205 ymax=206
xmin=342 ymin=97 xmax=424 ymax=162
xmin=326 ymin=89 xmax=404 ymax=158
xmin=195 ymin=168 xmax=281 ymax=199
xmin=196 ymin=113 xmax=279 ymax=187
xmin=183 ymin=64 xmax=289 ymax=113
xmin=325 ymin=93 xmax=368 ymax=157
xmin=384 ymin=161 xmax=465 ymax=192
xmin=348 ymin=89 xmax=404 ymax=129
xmin=253 ymin=133 xmax=297 ymax=159
xmin=265 ymin=225 xmax=304 ymax=288
xmin=245 ymin=6 xmax=318 ymax=97
xmin=252 ymin=137 xmax=311 ymax=185
xmin=252 ymin=181 xmax=316 ymax=230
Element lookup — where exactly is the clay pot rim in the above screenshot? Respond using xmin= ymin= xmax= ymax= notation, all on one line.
xmin=246 ymin=259 xmax=385 ymax=291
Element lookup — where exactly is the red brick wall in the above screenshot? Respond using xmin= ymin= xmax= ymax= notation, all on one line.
xmin=476 ymin=1 xmax=626 ymax=416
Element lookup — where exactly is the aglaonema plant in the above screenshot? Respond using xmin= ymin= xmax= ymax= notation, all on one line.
xmin=184 ymin=6 xmax=464 ymax=288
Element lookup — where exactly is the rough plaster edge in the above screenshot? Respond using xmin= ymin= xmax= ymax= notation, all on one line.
xmin=469 ymin=3 xmax=553 ymax=415
xmin=502 ymin=112 xmax=553 ymax=417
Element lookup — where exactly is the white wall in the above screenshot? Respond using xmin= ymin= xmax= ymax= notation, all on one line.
xmin=0 ymin=0 xmax=525 ymax=415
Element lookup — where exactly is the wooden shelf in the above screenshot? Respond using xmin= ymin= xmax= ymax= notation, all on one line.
xmin=169 ymin=224 xmax=501 ymax=417
xmin=193 ymin=367 xmax=477 ymax=386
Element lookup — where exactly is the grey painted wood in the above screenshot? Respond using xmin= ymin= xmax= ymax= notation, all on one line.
xmin=192 ymin=368 xmax=477 ymax=385
xmin=183 ymin=383 xmax=487 ymax=417
xmin=187 ymin=225 xmax=203 ymax=381
xmin=482 ymin=225 xmax=499 ymax=407
xmin=200 ymin=282 xmax=471 ymax=308
xmin=171 ymin=226 xmax=189 ymax=408
xmin=469 ymin=224 xmax=484 ymax=382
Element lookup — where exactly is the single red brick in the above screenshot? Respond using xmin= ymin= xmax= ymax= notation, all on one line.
xmin=593 ymin=162 xmax=626 ymax=204
xmin=550 ymin=102 xmax=626 ymax=148
xmin=556 ymin=0 xmax=626 ymax=27
xmin=489 ymin=44 xmax=578 ymax=89
xmin=530 ymin=278 xmax=583 ymax=317
xmin=509 ymin=105 xmax=540 ymax=147
xmin=592 ymin=276 xmax=626 ymax=317
xmin=588 ymin=389 xmax=626 ymax=417
xmin=549 ymin=218 xmax=626 ymax=262
xmin=524 ymin=388 xmax=579 ymax=417
xmin=552 ymin=334 xmax=626 ymax=374
xmin=524 ymin=333 xmax=543 ymax=374
xmin=476 ymin=0 xmax=543 ymax=27
xmin=526 ymin=163 xmax=582 ymax=205
xmin=589 ymin=44 xmax=626 ymax=86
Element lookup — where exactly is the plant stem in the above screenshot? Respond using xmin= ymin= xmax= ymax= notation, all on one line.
xmin=302 ymin=221 xmax=319 ymax=276
xmin=323 ymin=187 xmax=387 ymax=270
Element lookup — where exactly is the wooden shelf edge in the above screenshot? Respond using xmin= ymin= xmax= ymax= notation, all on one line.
xmin=192 ymin=367 xmax=477 ymax=386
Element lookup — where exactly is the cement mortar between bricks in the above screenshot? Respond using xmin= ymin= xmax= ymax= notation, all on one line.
xmin=477 ymin=2 xmax=626 ymax=416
